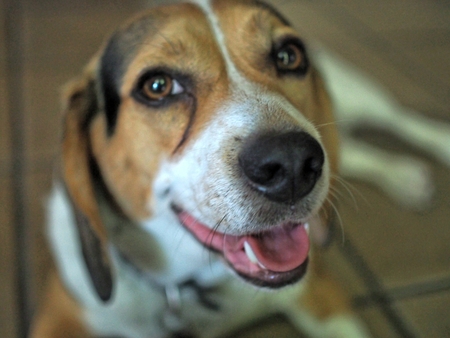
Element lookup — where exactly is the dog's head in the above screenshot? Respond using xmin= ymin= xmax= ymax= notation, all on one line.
xmin=62 ymin=0 xmax=339 ymax=301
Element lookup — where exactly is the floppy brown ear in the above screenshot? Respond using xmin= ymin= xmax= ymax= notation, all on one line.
xmin=309 ymin=66 xmax=340 ymax=247
xmin=61 ymin=64 xmax=114 ymax=302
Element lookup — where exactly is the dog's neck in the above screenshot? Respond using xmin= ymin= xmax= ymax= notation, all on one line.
xmin=88 ymin=177 xmax=230 ymax=285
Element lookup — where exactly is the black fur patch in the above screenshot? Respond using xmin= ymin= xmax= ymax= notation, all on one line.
xmin=100 ymin=33 xmax=125 ymax=136
xmin=74 ymin=207 xmax=113 ymax=302
xmin=99 ymin=14 xmax=157 ymax=135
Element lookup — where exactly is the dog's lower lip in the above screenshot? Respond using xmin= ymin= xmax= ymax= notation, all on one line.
xmin=171 ymin=205 xmax=310 ymax=287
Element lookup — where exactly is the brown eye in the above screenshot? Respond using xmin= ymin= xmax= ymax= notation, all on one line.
xmin=133 ymin=70 xmax=186 ymax=106
xmin=142 ymin=74 xmax=174 ymax=101
xmin=276 ymin=43 xmax=304 ymax=71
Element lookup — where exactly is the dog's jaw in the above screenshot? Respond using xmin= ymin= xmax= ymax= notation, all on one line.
xmin=174 ymin=207 xmax=311 ymax=288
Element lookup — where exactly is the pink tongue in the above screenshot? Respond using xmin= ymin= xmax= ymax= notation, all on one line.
xmin=247 ymin=225 xmax=309 ymax=272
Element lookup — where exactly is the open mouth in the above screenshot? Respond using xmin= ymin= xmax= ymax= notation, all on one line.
xmin=173 ymin=206 xmax=310 ymax=288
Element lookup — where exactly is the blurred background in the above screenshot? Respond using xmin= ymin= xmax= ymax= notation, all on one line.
xmin=0 ymin=0 xmax=449 ymax=337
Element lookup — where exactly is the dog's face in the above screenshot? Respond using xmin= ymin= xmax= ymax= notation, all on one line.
xmin=64 ymin=0 xmax=339 ymax=295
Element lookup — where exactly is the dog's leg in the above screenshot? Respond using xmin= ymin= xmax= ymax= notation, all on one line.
xmin=340 ymin=137 xmax=434 ymax=209
xmin=30 ymin=272 xmax=92 ymax=338
xmin=369 ymin=108 xmax=450 ymax=167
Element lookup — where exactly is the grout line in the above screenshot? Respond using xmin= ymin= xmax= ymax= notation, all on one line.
xmin=337 ymin=236 xmax=417 ymax=338
xmin=354 ymin=276 xmax=450 ymax=307
xmin=4 ymin=0 xmax=32 ymax=336
xmin=390 ymin=276 xmax=450 ymax=300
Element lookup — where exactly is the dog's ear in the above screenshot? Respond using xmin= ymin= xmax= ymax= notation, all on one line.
xmin=61 ymin=63 xmax=114 ymax=302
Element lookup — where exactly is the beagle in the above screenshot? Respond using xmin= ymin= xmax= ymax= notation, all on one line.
xmin=31 ymin=1 xmax=370 ymax=337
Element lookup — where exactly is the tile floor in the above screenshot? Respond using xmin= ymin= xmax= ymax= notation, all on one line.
xmin=0 ymin=0 xmax=449 ymax=337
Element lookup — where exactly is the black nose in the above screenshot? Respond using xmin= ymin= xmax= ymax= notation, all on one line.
xmin=238 ymin=131 xmax=324 ymax=204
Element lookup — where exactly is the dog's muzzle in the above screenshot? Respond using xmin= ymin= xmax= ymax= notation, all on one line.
xmin=173 ymin=131 xmax=325 ymax=288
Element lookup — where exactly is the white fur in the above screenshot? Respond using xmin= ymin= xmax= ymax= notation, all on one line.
xmin=47 ymin=184 xmax=100 ymax=309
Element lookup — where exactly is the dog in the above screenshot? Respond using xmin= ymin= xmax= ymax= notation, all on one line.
xmin=30 ymin=1 xmax=371 ymax=337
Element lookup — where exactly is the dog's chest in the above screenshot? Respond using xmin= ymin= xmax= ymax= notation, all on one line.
xmin=83 ymin=256 xmax=278 ymax=338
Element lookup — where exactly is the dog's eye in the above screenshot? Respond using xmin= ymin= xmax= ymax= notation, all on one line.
xmin=141 ymin=74 xmax=184 ymax=101
xmin=274 ymin=41 xmax=308 ymax=75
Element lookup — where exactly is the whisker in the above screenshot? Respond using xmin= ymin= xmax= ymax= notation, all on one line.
xmin=325 ymin=197 xmax=345 ymax=245
xmin=332 ymin=175 xmax=358 ymax=209
xmin=328 ymin=185 xmax=345 ymax=200
xmin=315 ymin=118 xmax=357 ymax=130
xmin=209 ymin=214 xmax=227 ymax=244
xmin=332 ymin=174 xmax=371 ymax=210
xmin=206 ymin=215 xmax=227 ymax=268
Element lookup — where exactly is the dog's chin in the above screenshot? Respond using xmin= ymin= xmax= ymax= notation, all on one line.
xmin=172 ymin=206 xmax=311 ymax=288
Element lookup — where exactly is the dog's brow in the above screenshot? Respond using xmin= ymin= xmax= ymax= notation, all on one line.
xmin=153 ymin=35 xmax=188 ymax=57
xmin=253 ymin=0 xmax=291 ymax=27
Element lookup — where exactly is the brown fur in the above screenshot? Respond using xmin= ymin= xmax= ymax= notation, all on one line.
xmin=30 ymin=273 xmax=90 ymax=338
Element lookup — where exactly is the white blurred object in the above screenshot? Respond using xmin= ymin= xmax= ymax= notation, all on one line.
xmin=313 ymin=48 xmax=450 ymax=209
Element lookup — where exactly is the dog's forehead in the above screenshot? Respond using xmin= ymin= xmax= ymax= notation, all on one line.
xmin=104 ymin=0 xmax=293 ymax=89
xmin=98 ymin=0 xmax=298 ymax=135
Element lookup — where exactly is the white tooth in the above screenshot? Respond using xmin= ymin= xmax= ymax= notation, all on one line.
xmin=244 ymin=241 xmax=267 ymax=269
xmin=305 ymin=223 xmax=310 ymax=233
xmin=244 ymin=241 xmax=259 ymax=264
xmin=257 ymin=261 xmax=267 ymax=269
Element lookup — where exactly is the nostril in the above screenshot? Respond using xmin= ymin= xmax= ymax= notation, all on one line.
xmin=254 ymin=163 xmax=284 ymax=185
xmin=305 ymin=156 xmax=324 ymax=175
xmin=238 ymin=156 xmax=285 ymax=187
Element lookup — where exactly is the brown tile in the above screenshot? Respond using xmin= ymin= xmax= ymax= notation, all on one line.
xmin=0 ymin=0 xmax=10 ymax=175
xmin=0 ymin=177 xmax=19 ymax=338
xmin=0 ymin=0 xmax=5 ymax=71
xmin=338 ymin=158 xmax=450 ymax=289
xmin=396 ymin=290 xmax=450 ymax=337
xmin=336 ymin=0 xmax=450 ymax=32
xmin=22 ymin=73 xmax=62 ymax=165
xmin=224 ymin=314 xmax=304 ymax=338
xmin=0 ymin=78 xmax=11 ymax=176
xmin=22 ymin=0 xmax=147 ymax=76
xmin=405 ymin=44 xmax=450 ymax=89
xmin=378 ymin=27 xmax=450 ymax=50
xmin=369 ymin=25 xmax=450 ymax=106
xmin=323 ymin=240 xmax=370 ymax=298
